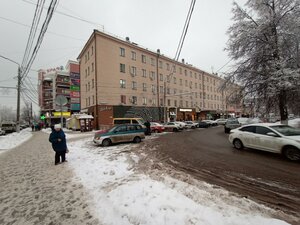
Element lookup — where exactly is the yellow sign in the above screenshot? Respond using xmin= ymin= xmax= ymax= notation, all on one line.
xmin=53 ymin=112 xmax=71 ymax=117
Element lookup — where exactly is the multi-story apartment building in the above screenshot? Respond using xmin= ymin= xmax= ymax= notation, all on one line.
xmin=38 ymin=61 xmax=80 ymax=125
xmin=78 ymin=30 xmax=241 ymax=129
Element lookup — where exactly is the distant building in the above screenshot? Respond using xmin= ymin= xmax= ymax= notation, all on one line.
xmin=78 ymin=30 xmax=241 ymax=129
xmin=38 ymin=61 xmax=80 ymax=125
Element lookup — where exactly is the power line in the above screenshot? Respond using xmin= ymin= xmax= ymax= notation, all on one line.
xmin=22 ymin=0 xmax=104 ymax=28
xmin=0 ymin=16 xmax=86 ymax=41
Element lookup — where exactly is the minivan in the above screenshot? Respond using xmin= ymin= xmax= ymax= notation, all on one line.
xmin=1 ymin=121 xmax=16 ymax=133
xmin=93 ymin=124 xmax=146 ymax=146
xmin=113 ymin=118 xmax=145 ymax=126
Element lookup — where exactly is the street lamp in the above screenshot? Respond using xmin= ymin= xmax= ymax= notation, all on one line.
xmin=0 ymin=54 xmax=22 ymax=132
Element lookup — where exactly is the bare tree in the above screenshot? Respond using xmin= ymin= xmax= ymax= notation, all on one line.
xmin=226 ymin=0 xmax=300 ymax=121
xmin=0 ymin=105 xmax=16 ymax=122
xmin=21 ymin=102 xmax=32 ymax=125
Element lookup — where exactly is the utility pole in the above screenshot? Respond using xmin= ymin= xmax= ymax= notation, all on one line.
xmin=16 ymin=66 xmax=21 ymax=132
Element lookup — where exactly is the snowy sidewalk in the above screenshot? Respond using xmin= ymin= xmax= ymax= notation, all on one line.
xmin=0 ymin=131 xmax=99 ymax=225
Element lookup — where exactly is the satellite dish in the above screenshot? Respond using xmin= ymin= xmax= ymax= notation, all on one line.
xmin=55 ymin=95 xmax=68 ymax=106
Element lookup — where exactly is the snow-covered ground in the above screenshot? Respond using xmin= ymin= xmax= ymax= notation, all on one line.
xmin=0 ymin=128 xmax=291 ymax=224
xmin=0 ymin=128 xmax=32 ymax=153
xmin=67 ymin=136 xmax=289 ymax=225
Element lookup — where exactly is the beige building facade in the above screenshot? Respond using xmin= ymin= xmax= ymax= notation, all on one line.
xmin=78 ymin=30 xmax=241 ymax=129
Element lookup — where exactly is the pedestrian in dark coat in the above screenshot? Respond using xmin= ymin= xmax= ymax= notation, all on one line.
xmin=49 ymin=124 xmax=68 ymax=165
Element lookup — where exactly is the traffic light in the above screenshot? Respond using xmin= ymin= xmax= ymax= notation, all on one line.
xmin=40 ymin=114 xmax=46 ymax=120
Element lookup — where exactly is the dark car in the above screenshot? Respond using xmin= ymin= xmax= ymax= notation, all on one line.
xmin=197 ymin=121 xmax=210 ymax=128
xmin=224 ymin=119 xmax=241 ymax=133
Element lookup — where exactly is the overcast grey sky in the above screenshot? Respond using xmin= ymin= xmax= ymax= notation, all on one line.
xmin=0 ymin=0 xmax=246 ymax=113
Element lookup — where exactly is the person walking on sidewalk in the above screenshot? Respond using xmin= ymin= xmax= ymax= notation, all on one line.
xmin=49 ymin=124 xmax=68 ymax=165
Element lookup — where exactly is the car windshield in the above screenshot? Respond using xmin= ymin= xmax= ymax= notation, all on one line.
xmin=270 ymin=125 xmax=300 ymax=136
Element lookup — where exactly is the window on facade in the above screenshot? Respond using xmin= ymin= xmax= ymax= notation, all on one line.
xmin=190 ymin=71 xmax=192 ymax=77
xmin=85 ymin=55 xmax=87 ymax=63
xmin=120 ymin=47 xmax=125 ymax=57
xmin=151 ymin=58 xmax=155 ymax=66
xmin=185 ymin=80 xmax=188 ymax=87
xmin=186 ymin=101 xmax=188 ymax=107
xmin=179 ymin=67 xmax=182 ymax=74
xmin=160 ymin=74 xmax=163 ymax=81
xmin=88 ymin=82 xmax=90 ymax=91
xmin=166 ymin=63 xmax=170 ymax=71
xmin=143 ymin=83 xmax=147 ymax=92
xmin=130 ymin=66 xmax=137 ymax=76
xmin=174 ymin=100 xmax=177 ymax=107
xmin=174 ymin=88 xmax=177 ymax=94
xmin=172 ymin=65 xmax=176 ymax=73
xmin=86 ymin=98 xmax=88 ymax=106
xmin=85 ymin=69 xmax=87 ymax=78
xmin=184 ymin=70 xmax=187 ymax=76
xmin=120 ymin=63 xmax=126 ymax=73
xmin=131 ymin=96 xmax=137 ymax=104
xmin=88 ymin=97 xmax=90 ymax=106
xmin=85 ymin=84 xmax=87 ymax=92
xmin=142 ymin=97 xmax=147 ymax=105
xmin=132 ymin=81 xmax=137 ymax=90
xmin=167 ymin=99 xmax=171 ymax=106
xmin=142 ymin=54 xmax=146 ymax=63
xmin=142 ymin=69 xmax=147 ymax=77
xmin=180 ymin=79 xmax=183 ymax=86
xmin=91 ymin=63 xmax=94 ymax=72
xmin=150 ymin=71 xmax=155 ymax=80
xmin=92 ymin=95 xmax=94 ymax=105
xmin=152 ymin=98 xmax=156 ymax=106
xmin=159 ymin=61 xmax=163 ymax=68
xmin=91 ymin=46 xmax=94 ymax=55
xmin=167 ymin=88 xmax=170 ymax=94
xmin=160 ymin=86 xmax=163 ymax=94
xmin=173 ymin=77 xmax=177 ymax=84
xmin=120 ymin=79 xmax=126 ymax=88
xmin=92 ymin=79 xmax=94 ymax=89
xmin=189 ymin=81 xmax=193 ymax=88
xmin=88 ymin=67 xmax=90 ymax=76
xmin=121 ymin=95 xmax=126 ymax=104
xmin=88 ymin=51 xmax=90 ymax=60
xmin=160 ymin=98 xmax=163 ymax=106
xmin=131 ymin=51 xmax=136 ymax=60
xmin=151 ymin=85 xmax=156 ymax=93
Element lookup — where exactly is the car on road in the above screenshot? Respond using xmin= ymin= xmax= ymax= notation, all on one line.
xmin=184 ymin=121 xmax=198 ymax=129
xmin=1 ymin=121 xmax=16 ymax=133
xmin=163 ymin=122 xmax=181 ymax=132
xmin=93 ymin=124 xmax=145 ymax=147
xmin=215 ymin=118 xmax=227 ymax=125
xmin=0 ymin=128 xmax=6 ymax=135
xmin=203 ymin=120 xmax=218 ymax=126
xmin=224 ymin=119 xmax=241 ymax=133
xmin=229 ymin=123 xmax=300 ymax=161
xmin=174 ymin=121 xmax=187 ymax=130
xmin=150 ymin=122 xmax=165 ymax=133
xmin=197 ymin=121 xmax=210 ymax=128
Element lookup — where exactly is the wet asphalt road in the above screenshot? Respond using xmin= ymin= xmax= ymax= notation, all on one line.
xmin=151 ymin=126 xmax=300 ymax=224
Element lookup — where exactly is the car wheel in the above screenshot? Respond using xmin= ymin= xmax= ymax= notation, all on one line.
xmin=133 ymin=136 xmax=141 ymax=143
xmin=283 ymin=147 xmax=300 ymax=161
xmin=102 ymin=139 xmax=111 ymax=147
xmin=154 ymin=129 xmax=159 ymax=133
xmin=233 ymin=139 xmax=243 ymax=150
xmin=173 ymin=128 xmax=178 ymax=132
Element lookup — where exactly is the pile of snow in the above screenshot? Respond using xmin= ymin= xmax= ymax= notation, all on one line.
xmin=0 ymin=128 xmax=32 ymax=152
xmin=288 ymin=118 xmax=300 ymax=128
xmin=67 ymin=137 xmax=289 ymax=225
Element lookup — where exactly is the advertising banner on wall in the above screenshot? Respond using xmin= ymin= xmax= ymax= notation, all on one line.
xmin=71 ymin=103 xmax=80 ymax=111
xmin=70 ymin=98 xmax=80 ymax=103
xmin=70 ymin=85 xmax=80 ymax=91
xmin=70 ymin=91 xmax=80 ymax=98
xmin=70 ymin=79 xmax=80 ymax=86
xmin=70 ymin=72 xmax=80 ymax=79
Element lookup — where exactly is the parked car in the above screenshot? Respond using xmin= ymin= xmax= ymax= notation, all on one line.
xmin=174 ymin=121 xmax=187 ymax=130
xmin=163 ymin=122 xmax=181 ymax=132
xmin=1 ymin=121 xmax=16 ymax=133
xmin=224 ymin=119 xmax=241 ymax=133
xmin=215 ymin=118 xmax=227 ymax=125
xmin=184 ymin=121 xmax=198 ymax=129
xmin=93 ymin=124 xmax=145 ymax=147
xmin=150 ymin=122 xmax=165 ymax=133
xmin=203 ymin=120 xmax=218 ymax=126
xmin=229 ymin=123 xmax=300 ymax=161
xmin=0 ymin=128 xmax=6 ymax=135
xmin=197 ymin=121 xmax=210 ymax=128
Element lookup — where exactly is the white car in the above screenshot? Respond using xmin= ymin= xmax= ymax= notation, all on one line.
xmin=174 ymin=121 xmax=187 ymax=130
xmin=184 ymin=121 xmax=198 ymax=129
xmin=163 ymin=122 xmax=181 ymax=132
xmin=229 ymin=123 xmax=300 ymax=161
xmin=215 ymin=118 xmax=227 ymax=125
